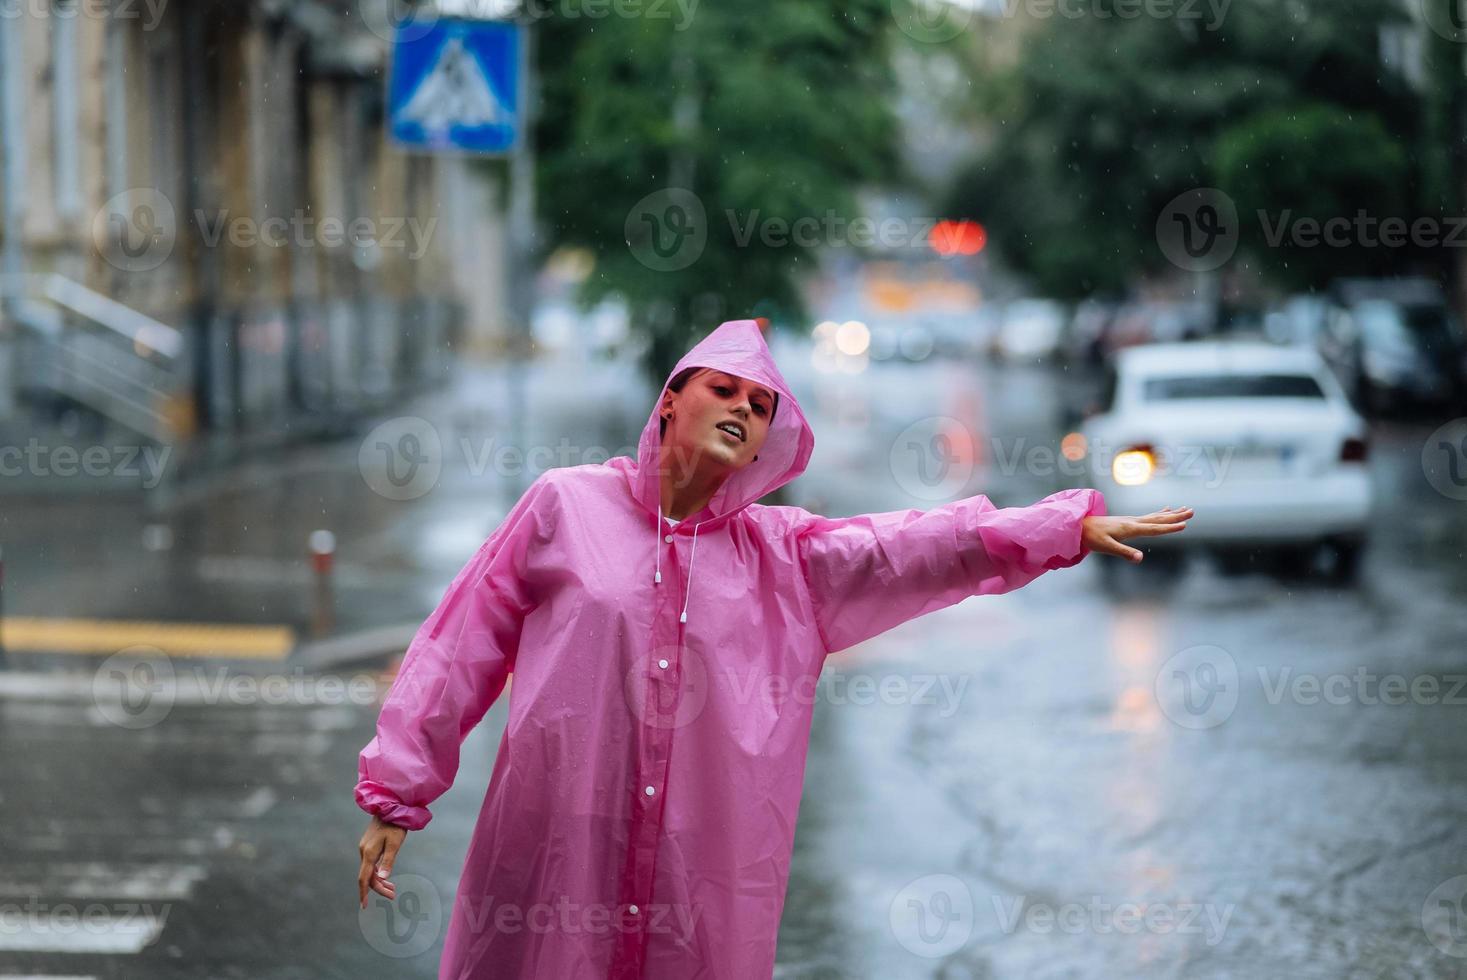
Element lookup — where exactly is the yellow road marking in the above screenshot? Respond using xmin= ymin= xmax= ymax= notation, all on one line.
xmin=0 ymin=618 xmax=295 ymax=660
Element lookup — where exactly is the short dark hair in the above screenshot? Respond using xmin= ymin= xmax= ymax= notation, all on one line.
xmin=660 ymin=367 xmax=778 ymax=439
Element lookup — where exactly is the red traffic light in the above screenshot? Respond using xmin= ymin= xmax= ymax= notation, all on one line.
xmin=930 ymin=220 xmax=987 ymax=256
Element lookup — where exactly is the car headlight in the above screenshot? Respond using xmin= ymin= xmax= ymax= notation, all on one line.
xmin=1113 ymin=446 xmax=1156 ymax=486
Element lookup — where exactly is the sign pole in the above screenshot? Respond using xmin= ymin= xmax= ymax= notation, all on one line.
xmin=506 ymin=15 xmax=536 ymax=503
xmin=387 ymin=14 xmax=530 ymax=501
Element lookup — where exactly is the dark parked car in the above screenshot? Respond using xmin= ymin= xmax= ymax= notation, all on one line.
xmin=1320 ymin=278 xmax=1467 ymax=416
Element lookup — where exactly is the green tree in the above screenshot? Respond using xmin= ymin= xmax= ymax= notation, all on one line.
xmin=533 ymin=1 xmax=904 ymax=380
xmin=941 ymin=0 xmax=1418 ymax=298
xmin=1214 ymin=103 xmax=1408 ymax=289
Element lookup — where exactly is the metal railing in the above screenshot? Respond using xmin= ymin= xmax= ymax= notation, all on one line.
xmin=4 ymin=273 xmax=189 ymax=445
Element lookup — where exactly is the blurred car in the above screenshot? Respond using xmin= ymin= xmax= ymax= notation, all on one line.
xmin=1082 ymin=341 xmax=1372 ymax=583
xmin=898 ymin=323 xmax=935 ymax=361
xmin=531 ymin=298 xmax=631 ymax=357
xmin=1264 ymin=294 xmax=1331 ymax=349
xmin=1100 ymin=302 xmax=1155 ymax=356
xmin=1148 ymin=300 xmax=1211 ymax=342
xmin=1097 ymin=300 xmax=1211 ymax=358
xmin=1317 ymin=278 xmax=1467 ymax=416
xmin=920 ymin=309 xmax=997 ymax=359
xmin=864 ymin=321 xmax=935 ymax=363
xmin=1349 ymin=300 xmax=1460 ymax=413
xmin=1063 ymin=298 xmax=1118 ymax=366
xmin=867 ymin=322 xmax=901 ymax=362
xmin=997 ymin=299 xmax=1066 ymax=362
xmin=1211 ymin=303 xmax=1266 ymax=340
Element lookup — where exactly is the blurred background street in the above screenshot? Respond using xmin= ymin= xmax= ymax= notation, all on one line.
xmin=4 ymin=0 xmax=1467 ymax=977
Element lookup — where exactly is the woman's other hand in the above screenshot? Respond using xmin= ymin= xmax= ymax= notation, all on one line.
xmin=1082 ymin=506 xmax=1193 ymax=562
xmin=358 ymin=815 xmax=407 ymax=908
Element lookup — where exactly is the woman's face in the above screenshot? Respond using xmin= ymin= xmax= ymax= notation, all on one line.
xmin=661 ymin=369 xmax=775 ymax=472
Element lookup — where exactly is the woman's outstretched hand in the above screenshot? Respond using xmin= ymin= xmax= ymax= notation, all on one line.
xmin=1082 ymin=506 xmax=1193 ymax=562
xmin=358 ymin=815 xmax=407 ymax=909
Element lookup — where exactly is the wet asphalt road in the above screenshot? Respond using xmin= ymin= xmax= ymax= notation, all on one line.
xmin=4 ymin=341 xmax=1467 ymax=978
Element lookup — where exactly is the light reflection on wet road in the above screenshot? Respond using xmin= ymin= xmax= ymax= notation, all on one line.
xmin=777 ymin=346 xmax=1467 ymax=979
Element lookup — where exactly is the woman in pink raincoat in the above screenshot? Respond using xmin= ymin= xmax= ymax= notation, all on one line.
xmin=355 ymin=318 xmax=1191 ymax=979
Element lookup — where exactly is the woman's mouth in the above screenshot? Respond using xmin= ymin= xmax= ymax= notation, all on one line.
xmin=714 ymin=420 xmax=746 ymax=443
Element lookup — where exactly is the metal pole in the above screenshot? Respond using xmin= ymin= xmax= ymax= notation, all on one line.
xmin=506 ymin=16 xmax=536 ymax=502
xmin=0 ymin=14 xmax=24 ymax=286
xmin=0 ymin=544 xmax=7 ymax=666
xmin=0 ymin=13 xmax=29 ymax=418
xmin=1451 ymin=34 xmax=1467 ymax=329
xmin=309 ymin=530 xmax=336 ymax=639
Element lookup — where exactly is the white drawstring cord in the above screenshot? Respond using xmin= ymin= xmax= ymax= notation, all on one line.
xmin=680 ymin=521 xmax=703 ymax=624
xmin=656 ymin=504 xmax=703 ymax=622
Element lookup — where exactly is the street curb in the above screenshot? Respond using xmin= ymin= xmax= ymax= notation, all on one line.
xmin=292 ymin=622 xmax=421 ymax=672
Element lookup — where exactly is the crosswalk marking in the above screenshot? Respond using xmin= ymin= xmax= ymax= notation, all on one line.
xmin=2 ymin=637 xmax=361 ymax=970
xmin=0 ymin=862 xmax=207 ymax=901
xmin=0 ymin=910 xmax=167 ymax=954
xmin=0 ymin=617 xmax=294 ymax=659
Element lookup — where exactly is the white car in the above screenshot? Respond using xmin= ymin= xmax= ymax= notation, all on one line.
xmin=1081 ymin=342 xmax=1373 ymax=581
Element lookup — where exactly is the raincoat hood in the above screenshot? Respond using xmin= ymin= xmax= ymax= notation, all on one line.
xmin=623 ymin=319 xmax=815 ymax=527
xmin=612 ymin=319 xmax=817 ymax=624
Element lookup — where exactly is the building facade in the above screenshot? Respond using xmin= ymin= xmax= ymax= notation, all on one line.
xmin=0 ymin=0 xmax=510 ymax=457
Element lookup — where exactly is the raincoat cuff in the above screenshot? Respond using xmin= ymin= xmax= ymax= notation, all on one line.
xmin=355 ymin=781 xmax=432 ymax=831
xmin=957 ymin=487 xmax=1107 ymax=590
xmin=1070 ymin=488 xmax=1108 ymax=564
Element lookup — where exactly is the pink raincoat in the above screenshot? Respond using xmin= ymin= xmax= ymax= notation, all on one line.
xmin=356 ymin=319 xmax=1106 ymax=979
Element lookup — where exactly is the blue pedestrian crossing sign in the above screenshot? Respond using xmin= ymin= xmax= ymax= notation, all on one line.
xmin=388 ymin=19 xmax=521 ymax=155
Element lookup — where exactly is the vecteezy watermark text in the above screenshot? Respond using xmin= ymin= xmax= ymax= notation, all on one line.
xmin=192 ymin=210 xmax=438 ymax=260
xmin=0 ymin=898 xmax=172 ymax=945
xmin=886 ymin=421 xmax=1240 ymax=503
xmin=92 ymin=648 xmax=389 ymax=730
xmin=726 ymin=210 xmax=942 ymax=250
xmin=887 ymin=874 xmax=1235 ymax=958
xmin=625 ymin=190 xmax=979 ymax=272
xmin=0 ymin=439 xmax=172 ymax=489
xmin=1258 ymin=667 xmax=1467 ymax=707
xmin=359 ymin=416 xmax=774 ymax=502
xmin=359 ymin=878 xmax=702 ymax=960
xmin=1258 ymin=210 xmax=1467 ymax=250
xmin=893 ymin=0 xmax=1230 ymax=45
xmin=1158 ymin=187 xmax=1467 ymax=271
xmin=990 ymin=894 xmax=1234 ymax=946
xmin=734 ymin=669 xmax=971 ymax=717
xmin=93 ymin=188 xmax=441 ymax=272
xmin=456 ymin=895 xmax=702 ymax=942
xmin=0 ymin=0 xmax=168 ymax=30
xmin=400 ymin=0 xmax=698 ymax=28
xmin=987 ymin=0 xmax=1230 ymax=30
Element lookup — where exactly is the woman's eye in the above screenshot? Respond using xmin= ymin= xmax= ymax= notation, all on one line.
xmin=714 ymin=386 xmax=730 ymax=395
xmin=754 ymin=404 xmax=768 ymax=415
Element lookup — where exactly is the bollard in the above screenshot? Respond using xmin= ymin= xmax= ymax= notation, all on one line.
xmin=308 ymin=530 xmax=336 ymax=640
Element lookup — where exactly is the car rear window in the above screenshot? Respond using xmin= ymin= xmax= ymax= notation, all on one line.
xmin=1142 ymin=374 xmax=1326 ymax=400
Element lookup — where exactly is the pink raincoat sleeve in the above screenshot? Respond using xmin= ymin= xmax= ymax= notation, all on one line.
xmin=355 ymin=473 xmax=555 ymax=830
xmin=795 ymin=488 xmax=1106 ymax=655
